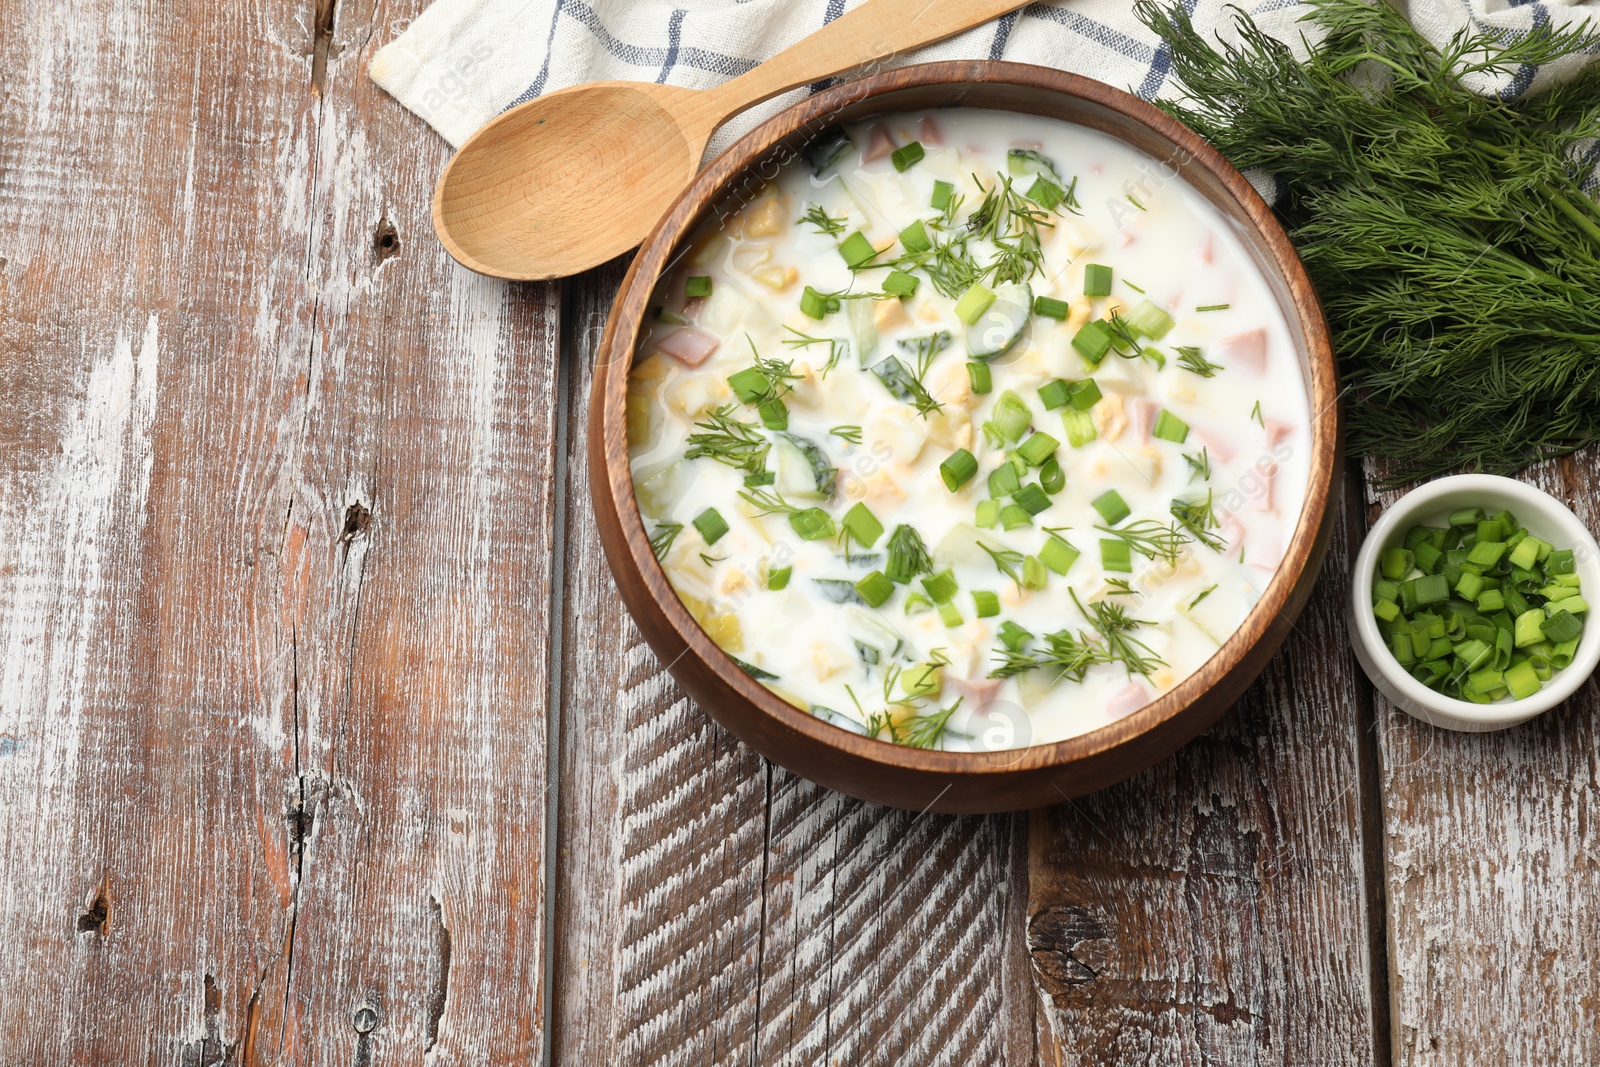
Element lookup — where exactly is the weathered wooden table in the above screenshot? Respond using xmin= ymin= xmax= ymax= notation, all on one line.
xmin=4 ymin=3 xmax=1597 ymax=1064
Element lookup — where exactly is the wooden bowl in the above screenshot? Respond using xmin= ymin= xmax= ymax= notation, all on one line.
xmin=589 ymin=61 xmax=1341 ymax=814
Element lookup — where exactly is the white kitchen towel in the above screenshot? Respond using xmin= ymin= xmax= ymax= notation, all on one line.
xmin=369 ymin=0 xmax=1600 ymax=152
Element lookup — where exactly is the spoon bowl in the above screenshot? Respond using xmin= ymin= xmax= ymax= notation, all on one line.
xmin=431 ymin=0 xmax=1031 ymax=280
xmin=433 ymin=82 xmax=711 ymax=280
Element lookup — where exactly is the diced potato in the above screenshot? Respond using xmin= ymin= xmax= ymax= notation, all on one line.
xmin=934 ymin=522 xmax=996 ymax=569
xmin=1094 ymin=392 xmax=1127 ymax=442
xmin=1104 ymin=296 xmax=1127 ymax=320
xmin=865 ymin=409 xmax=927 ymax=465
xmin=666 ymin=374 xmax=731 ymax=420
xmin=743 ymin=194 xmax=784 ymax=237
xmin=927 ymin=359 xmax=975 ymax=411
xmin=731 ymin=242 xmax=772 ymax=275
xmin=687 ymin=231 xmax=729 ymax=268
xmin=810 ymin=639 xmax=851 ymax=682
xmin=901 ymin=663 xmax=944 ymax=700
xmin=925 ymin=408 xmax=973 ymax=450
xmin=719 ymin=567 xmax=752 ymax=598
xmin=752 ymin=264 xmax=794 ymax=290
xmin=681 ymin=592 xmax=744 ymax=652
xmin=874 ymin=296 xmax=908 ymax=331
xmin=1066 ymin=298 xmax=1093 ymax=332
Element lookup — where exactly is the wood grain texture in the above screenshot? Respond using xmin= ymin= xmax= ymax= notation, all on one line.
xmin=1027 ymin=466 xmax=1388 ymax=1066
xmin=552 ymin=262 xmax=1047 ymax=1066
xmin=1368 ymin=452 xmax=1600 ymax=1067
xmin=0 ymin=1 xmax=558 ymax=1062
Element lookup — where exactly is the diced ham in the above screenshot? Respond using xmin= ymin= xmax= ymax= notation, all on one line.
xmin=1194 ymin=235 xmax=1214 ymax=266
xmin=863 ymin=123 xmax=895 ymax=163
xmin=1193 ymin=426 xmax=1237 ymax=463
xmin=654 ymin=326 xmax=720 ymax=367
xmin=1117 ymin=231 xmax=1136 ymax=248
xmin=1219 ymin=517 xmax=1246 ymax=553
xmin=1220 ymin=328 xmax=1267 ymax=375
xmin=1263 ymin=418 xmax=1293 ymax=451
xmin=949 ymin=674 xmax=1002 ymax=711
xmin=1246 ymin=529 xmax=1284 ymax=572
xmin=1105 ymin=683 xmax=1150 ymax=722
xmin=917 ymin=116 xmax=943 ymax=145
xmin=1128 ymin=397 xmax=1160 ymax=441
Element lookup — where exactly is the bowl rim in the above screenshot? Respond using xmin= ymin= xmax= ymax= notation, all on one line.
xmin=1348 ymin=473 xmax=1600 ymax=725
xmin=595 ymin=60 xmax=1342 ymax=778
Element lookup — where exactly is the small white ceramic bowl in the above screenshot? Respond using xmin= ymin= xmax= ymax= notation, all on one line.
xmin=1349 ymin=474 xmax=1600 ymax=732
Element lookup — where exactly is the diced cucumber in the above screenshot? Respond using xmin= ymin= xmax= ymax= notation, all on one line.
xmin=803 ymin=127 xmax=854 ymax=176
xmin=848 ymin=295 xmax=878 ymax=366
xmin=868 ymin=356 xmax=918 ymax=403
xmin=1007 ymin=148 xmax=1065 ymax=186
xmin=634 ymin=461 xmax=690 ymax=518
xmin=812 ymin=578 xmax=866 ymax=605
xmin=966 ymin=283 xmax=1033 ymax=360
xmin=774 ymin=434 xmax=836 ymax=499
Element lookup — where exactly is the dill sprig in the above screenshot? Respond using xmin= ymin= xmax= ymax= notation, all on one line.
xmin=737 ymin=486 xmax=800 ymax=516
xmin=782 ymin=326 xmax=847 ymax=376
xmin=902 ymin=697 xmax=966 ymax=750
xmin=1171 ymin=490 xmax=1225 ymax=551
xmin=649 ymin=522 xmax=683 ymax=560
xmin=1095 ymin=520 xmax=1192 ymax=565
xmin=1139 ymin=0 xmax=1600 ymax=483
xmin=830 ymin=424 xmax=863 ymax=445
xmin=1183 ymin=448 xmax=1212 ymax=483
xmin=1076 ymin=590 xmax=1166 ymax=679
xmin=885 ymin=524 xmax=933 ymax=584
xmin=799 ymin=203 xmax=847 ymax=236
xmin=686 ymin=405 xmax=769 ymax=475
xmin=979 ymin=542 xmax=1025 ymax=591
xmin=1175 ymin=345 xmax=1222 ymax=378
xmin=967 ymin=172 xmax=1055 ymax=285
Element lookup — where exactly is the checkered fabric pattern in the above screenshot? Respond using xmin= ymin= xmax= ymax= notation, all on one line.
xmin=369 ymin=1 xmax=1600 ymax=151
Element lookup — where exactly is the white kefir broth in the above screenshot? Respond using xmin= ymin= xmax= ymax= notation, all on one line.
xmin=625 ymin=108 xmax=1310 ymax=751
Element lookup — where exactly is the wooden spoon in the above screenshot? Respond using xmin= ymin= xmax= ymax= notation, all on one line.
xmin=432 ymin=0 xmax=1028 ymax=281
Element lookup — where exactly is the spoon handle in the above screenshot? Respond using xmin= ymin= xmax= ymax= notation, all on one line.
xmin=706 ymin=0 xmax=1030 ymax=119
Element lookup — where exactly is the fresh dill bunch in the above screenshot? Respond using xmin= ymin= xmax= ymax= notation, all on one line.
xmin=1138 ymin=0 xmax=1600 ymax=483
xmin=990 ymin=627 xmax=1104 ymax=683
xmin=1074 ymin=590 xmax=1166 ymax=679
xmin=884 ymin=524 xmax=934 ymax=584
xmin=967 ymin=172 xmax=1055 ymax=285
xmin=649 ymin=521 xmax=683 ymax=560
xmin=799 ymin=203 xmax=847 ymax=236
xmin=686 ymin=405 xmax=769 ymax=475
xmin=1175 ymin=345 xmax=1221 ymax=378
xmin=894 ymin=235 xmax=981 ymax=299
xmin=1095 ymin=520 xmax=1192 ymax=565
xmin=1171 ymin=490 xmax=1224 ymax=551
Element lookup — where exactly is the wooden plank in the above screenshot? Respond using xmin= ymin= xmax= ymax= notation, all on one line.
xmin=1027 ymin=466 xmax=1387 ymax=1066
xmin=257 ymin=1 xmax=560 ymax=1063
xmin=551 ymin=263 xmax=1046 ymax=1065
xmin=1368 ymin=453 xmax=1600 ymax=1067
xmin=0 ymin=1 xmax=323 ymax=1062
xmin=0 ymin=1 xmax=560 ymax=1062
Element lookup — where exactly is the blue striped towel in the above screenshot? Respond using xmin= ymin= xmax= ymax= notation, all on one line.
xmin=370 ymin=0 xmax=1600 ymax=154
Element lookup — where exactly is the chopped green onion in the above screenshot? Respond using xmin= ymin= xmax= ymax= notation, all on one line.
xmin=1033 ymin=295 xmax=1070 ymax=320
xmin=987 ymin=390 xmax=1032 ymax=444
xmin=757 ymin=398 xmax=788 ymax=430
xmin=938 ymin=602 xmax=964 ymax=628
xmin=1508 ymin=536 xmax=1546 ymax=571
xmin=767 ymin=566 xmax=792 ymax=590
xmin=1092 ymin=489 xmax=1131 ymax=526
xmin=1025 ymin=176 xmax=1065 ymax=210
xmin=1037 ymin=379 xmax=1072 ymax=410
xmin=1466 ymin=540 xmax=1507 ymax=567
xmin=931 ymin=180 xmax=954 ymax=211
xmin=1379 ymin=547 xmax=1414 ymax=581
xmin=904 ymin=592 xmax=933 ymax=617
xmin=1477 ymin=588 xmax=1506 ymax=614
xmin=685 ymin=276 xmax=713 ymax=298
xmin=838 ymin=231 xmax=879 ymax=269
xmin=1061 ymin=408 xmax=1096 ymax=448
xmin=923 ymin=569 xmax=958 ymax=604
xmin=1413 ymin=573 xmax=1449 ymax=606
xmin=1083 ymin=264 xmax=1113 ymax=297
xmin=884 ymin=524 xmax=932 ymax=585
xmin=1514 ymin=608 xmax=1547 ymax=648
xmin=1547 ymin=549 xmax=1576 ymax=575
xmin=1152 ymin=409 xmax=1190 ymax=444
xmin=693 ymin=507 xmax=729 ymax=546
xmin=1195 ymin=303 xmax=1230 ymax=312
xmin=1068 ymin=379 xmax=1102 ymax=410
xmin=975 ymin=499 xmax=1000 ymax=528
xmin=1543 ymin=609 xmax=1584 ymax=644
xmin=1013 ymin=484 xmax=1051 ymax=516
xmin=1040 ymin=535 xmax=1079 ymax=575
xmin=1071 ymin=320 xmax=1114 ymax=364
xmin=727 ymin=366 xmax=770 ymax=403
xmin=842 ymin=502 xmax=884 ymax=548
xmin=1039 ymin=455 xmax=1065 ymax=494
xmin=1448 ymin=507 xmax=1485 ymax=528
xmin=800 ymin=285 xmax=840 ymax=320
xmin=1000 ymin=504 xmax=1033 ymax=531
xmin=899 ymin=218 xmax=932 ymax=253
xmin=1374 ymin=598 xmax=1401 ymax=622
xmin=1022 ymin=555 xmax=1048 ymax=591
xmin=1124 ymin=299 xmax=1174 ymax=339
xmin=855 ymin=570 xmax=895 ymax=608
xmin=1505 ymin=659 xmax=1542 ymax=699
xmin=890 ymin=141 xmax=925 ymax=172
xmin=940 ymin=449 xmax=979 ymax=491
xmin=789 ymin=508 xmax=835 ymax=541
xmin=1017 ymin=432 xmax=1059 ymax=467
xmin=987 ymin=463 xmax=1021 ymax=498
xmin=972 ymin=590 xmax=1001 ymax=618
xmin=999 ymin=620 xmax=1033 ymax=651
xmin=744 ymin=471 xmax=775 ymax=487
xmin=1100 ymin=538 xmax=1133 ymax=573
xmin=881 ymin=270 xmax=919 ymax=298
xmin=954 ymin=284 xmax=996 ymax=325
xmin=967 ymin=362 xmax=992 ymax=395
